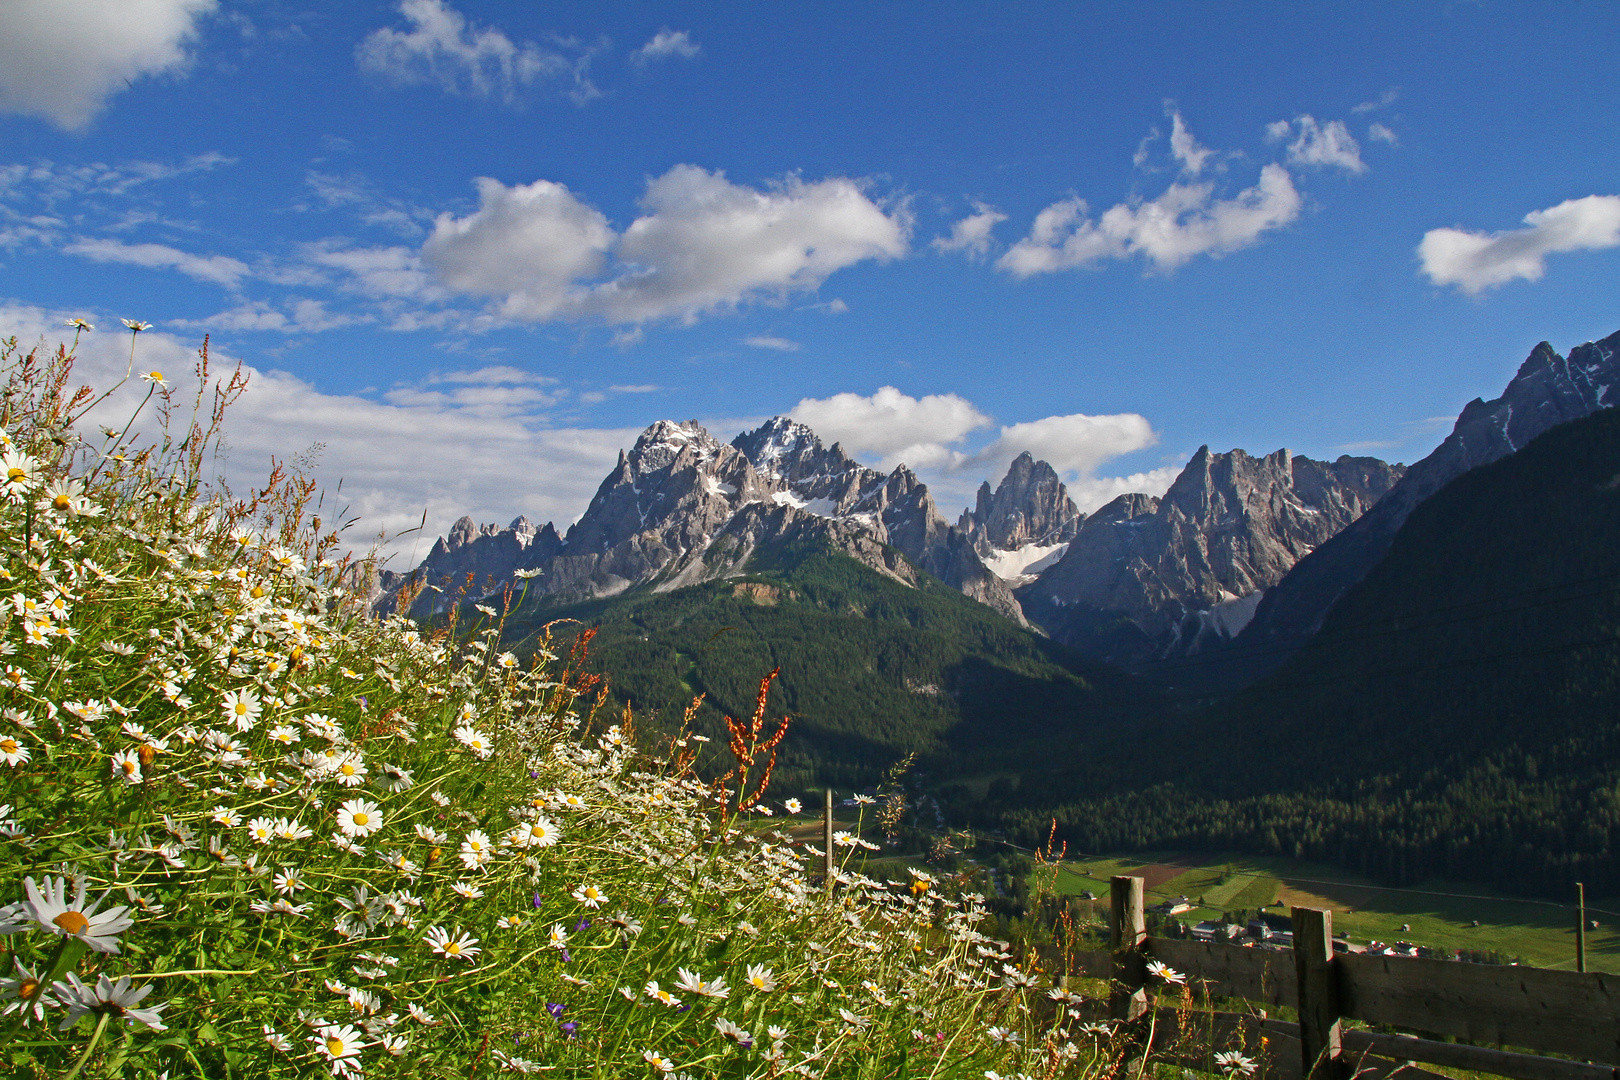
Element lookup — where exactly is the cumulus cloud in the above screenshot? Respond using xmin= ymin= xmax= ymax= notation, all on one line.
xmin=357 ymin=0 xmax=599 ymax=105
xmin=969 ymin=412 xmax=1159 ymax=483
xmin=1418 ymin=194 xmax=1620 ymax=293
xmin=423 ymin=165 xmax=908 ymax=325
xmin=744 ymin=336 xmax=800 ymax=351
xmin=932 ymin=201 xmax=1007 ymax=258
xmin=631 ymin=29 xmax=700 ymax=64
xmin=0 ymin=0 xmax=215 ymax=130
xmin=998 ymin=163 xmax=1300 ymax=276
xmin=1270 ymin=115 xmax=1366 ymax=174
xmin=62 ymin=238 xmax=250 ymax=289
xmin=788 ymin=386 xmax=991 ymax=471
xmin=421 ymin=178 xmax=612 ymax=318
xmin=0 ymin=303 xmax=634 ymax=560
xmin=1067 ymin=466 xmax=1182 ymax=513
xmin=785 ymin=387 xmax=1165 ymax=516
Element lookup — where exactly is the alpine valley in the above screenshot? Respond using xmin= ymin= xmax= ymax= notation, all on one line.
xmin=369 ymin=328 xmax=1620 ymax=896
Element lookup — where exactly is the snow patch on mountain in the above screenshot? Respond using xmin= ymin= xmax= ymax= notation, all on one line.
xmin=981 ymin=541 xmax=1069 ymax=584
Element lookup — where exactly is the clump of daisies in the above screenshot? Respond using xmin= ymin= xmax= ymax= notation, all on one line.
xmin=0 ymin=332 xmax=1201 ymax=1078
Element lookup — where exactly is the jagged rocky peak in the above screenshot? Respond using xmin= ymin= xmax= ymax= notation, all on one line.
xmin=1234 ymin=327 xmax=1620 ymax=664
xmin=1022 ymin=443 xmax=1404 ymax=665
xmin=959 ymin=452 xmax=1082 ymax=554
xmin=628 ymin=419 xmax=723 ymax=476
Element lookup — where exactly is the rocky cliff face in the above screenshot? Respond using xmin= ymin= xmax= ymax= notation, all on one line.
xmin=1021 ymin=446 xmax=1404 ymax=664
xmin=381 ymin=416 xmax=1025 ymax=622
xmin=1231 ymin=329 xmax=1620 ymax=673
xmin=958 ymin=452 xmax=1082 ymax=554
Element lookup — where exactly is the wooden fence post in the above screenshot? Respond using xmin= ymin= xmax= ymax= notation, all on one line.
xmin=1110 ymin=875 xmax=1147 ymax=1021
xmin=823 ymin=788 xmax=834 ymax=890
xmin=1293 ymin=906 xmax=1345 ymax=1080
xmin=1577 ymin=882 xmax=1587 ymax=974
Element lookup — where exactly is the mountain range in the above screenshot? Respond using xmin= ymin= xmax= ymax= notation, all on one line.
xmin=365 ymin=326 xmax=1620 ymax=897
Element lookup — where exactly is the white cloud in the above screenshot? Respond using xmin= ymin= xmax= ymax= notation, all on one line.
xmin=356 ymin=0 xmax=599 ymax=106
xmin=631 ymin=29 xmax=700 ymax=64
xmin=0 ymin=0 xmax=215 ymax=130
xmin=744 ymin=335 xmax=800 ymax=352
xmin=423 ymin=165 xmax=908 ymax=325
xmin=171 ymin=299 xmax=366 ymax=334
xmin=1168 ymin=111 xmax=1214 ymax=176
xmin=1274 ymin=115 xmax=1366 ymax=174
xmin=932 ymin=201 xmax=1007 ymax=258
xmin=969 ymin=412 xmax=1159 ymax=484
xmin=998 ymin=162 xmax=1300 ymax=276
xmin=607 ymin=384 xmax=660 ymax=393
xmin=420 ymin=178 xmax=613 ymax=318
xmin=1067 ymin=466 xmax=1181 ymax=513
xmin=1367 ymin=122 xmax=1398 ymax=146
xmin=786 ymin=387 xmax=1164 ymax=517
xmin=1418 ymin=194 xmax=1620 ymax=293
xmin=306 ymin=242 xmax=443 ymax=300
xmin=0 ymin=303 xmax=634 ymax=560
xmin=788 ymin=386 xmax=991 ymax=471
xmin=1352 ymin=88 xmax=1400 ymax=114
xmin=62 ymin=238 xmax=250 ymax=289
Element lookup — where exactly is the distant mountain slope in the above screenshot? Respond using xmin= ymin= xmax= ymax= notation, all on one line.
xmin=1229 ymin=328 xmax=1620 ymax=681
xmin=991 ymin=403 xmax=1620 ymax=897
xmin=1020 ymin=446 xmax=1403 ymax=665
xmin=499 ymin=536 xmax=1149 ymax=792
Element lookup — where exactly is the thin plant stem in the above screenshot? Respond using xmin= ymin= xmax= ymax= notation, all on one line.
xmin=62 ymin=1010 xmax=111 ymax=1080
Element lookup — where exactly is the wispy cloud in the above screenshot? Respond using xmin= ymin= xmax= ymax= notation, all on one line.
xmin=630 ymin=29 xmax=700 ymax=65
xmin=744 ymin=335 xmax=800 ymax=352
xmin=357 ymin=0 xmax=601 ymax=106
xmin=62 ymin=237 xmax=250 ymax=289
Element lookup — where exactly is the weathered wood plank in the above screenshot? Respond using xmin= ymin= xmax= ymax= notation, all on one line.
xmin=1341 ymin=1029 xmax=1620 ymax=1080
xmin=1338 ymin=953 xmax=1620 ymax=1063
xmin=1294 ymin=907 xmax=1346 ymax=1080
xmin=1112 ymin=875 xmax=1148 ymax=1021
xmin=1146 ymin=936 xmax=1298 ymax=1008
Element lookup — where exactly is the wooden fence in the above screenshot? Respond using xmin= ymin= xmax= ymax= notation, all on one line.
xmin=1072 ymin=876 xmax=1620 ymax=1080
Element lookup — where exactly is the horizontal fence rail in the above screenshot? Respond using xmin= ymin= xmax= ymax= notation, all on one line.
xmin=1081 ymin=875 xmax=1620 ymax=1080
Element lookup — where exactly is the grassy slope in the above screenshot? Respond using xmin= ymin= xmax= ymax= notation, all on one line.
xmin=500 ymin=537 xmax=1151 ymax=792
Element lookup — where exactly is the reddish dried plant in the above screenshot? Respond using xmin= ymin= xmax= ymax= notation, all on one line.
xmin=714 ymin=668 xmax=791 ymax=819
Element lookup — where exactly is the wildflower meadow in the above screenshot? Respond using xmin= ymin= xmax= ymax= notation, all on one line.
xmin=0 ymin=328 xmax=1187 ymax=1078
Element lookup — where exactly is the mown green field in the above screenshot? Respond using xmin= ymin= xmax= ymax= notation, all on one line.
xmin=1048 ymin=850 xmax=1620 ymax=972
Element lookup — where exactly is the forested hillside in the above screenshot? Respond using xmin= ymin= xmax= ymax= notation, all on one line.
xmin=987 ymin=404 xmax=1620 ymax=897
xmin=500 ymin=533 xmax=1150 ymax=793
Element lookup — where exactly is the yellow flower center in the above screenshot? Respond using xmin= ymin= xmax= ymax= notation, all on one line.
xmin=6 ymin=468 xmax=24 ymax=482
xmin=234 ymin=702 xmax=248 ymax=715
xmin=122 ymin=760 xmax=137 ymax=775
xmin=352 ymin=812 xmax=368 ymax=826
xmin=18 ymin=978 xmax=38 ymax=999
xmin=326 ymin=1037 xmax=345 ymax=1056
xmin=250 ymin=586 xmax=264 ymax=598
xmin=340 ymin=763 xmax=356 ymax=776
xmin=446 ymin=943 xmax=461 ymax=956
xmin=53 ymin=911 xmax=89 ymax=935
xmin=52 ymin=494 xmax=71 ymax=511
xmin=148 ymin=371 xmax=163 ymax=382
xmin=0 ymin=739 xmax=15 ymax=753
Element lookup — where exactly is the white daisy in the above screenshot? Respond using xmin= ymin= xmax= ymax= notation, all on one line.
xmin=336 ymin=798 xmax=384 ymax=838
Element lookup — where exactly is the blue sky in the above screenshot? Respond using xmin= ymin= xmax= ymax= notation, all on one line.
xmin=2 ymin=1 xmax=1617 ymax=556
